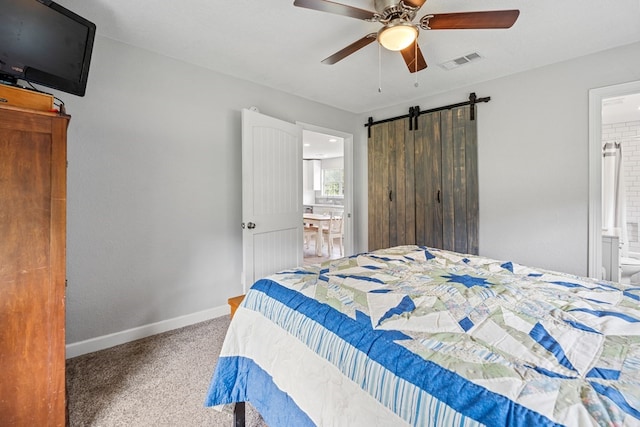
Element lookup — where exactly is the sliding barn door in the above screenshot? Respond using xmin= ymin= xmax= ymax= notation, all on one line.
xmin=414 ymin=112 xmax=443 ymax=249
xmin=368 ymin=105 xmax=478 ymax=254
xmin=450 ymin=106 xmax=478 ymax=254
xmin=368 ymin=118 xmax=416 ymax=251
xmin=242 ymin=109 xmax=303 ymax=290
xmin=414 ymin=106 xmax=478 ymax=254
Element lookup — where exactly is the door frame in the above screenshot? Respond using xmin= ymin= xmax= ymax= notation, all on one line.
xmin=297 ymin=121 xmax=354 ymax=256
xmin=588 ymin=79 xmax=640 ymax=279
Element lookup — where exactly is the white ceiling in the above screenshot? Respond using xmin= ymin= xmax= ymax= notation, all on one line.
xmin=56 ymin=0 xmax=640 ymax=114
xmin=603 ymin=93 xmax=640 ymax=125
xmin=303 ymin=130 xmax=344 ymax=159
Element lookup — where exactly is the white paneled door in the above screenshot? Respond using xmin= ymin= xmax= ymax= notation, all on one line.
xmin=242 ymin=109 xmax=303 ymax=291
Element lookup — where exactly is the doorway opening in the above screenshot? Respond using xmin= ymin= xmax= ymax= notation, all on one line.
xmin=588 ymin=80 xmax=640 ymax=281
xmin=298 ymin=124 xmax=353 ymax=265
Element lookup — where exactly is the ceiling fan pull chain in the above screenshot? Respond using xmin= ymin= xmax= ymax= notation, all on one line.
xmin=378 ymin=43 xmax=382 ymax=93
xmin=414 ymin=41 xmax=419 ymax=87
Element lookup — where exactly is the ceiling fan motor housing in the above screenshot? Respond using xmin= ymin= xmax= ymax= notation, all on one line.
xmin=374 ymin=0 xmax=417 ymax=22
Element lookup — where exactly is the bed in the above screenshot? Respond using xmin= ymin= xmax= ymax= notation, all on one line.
xmin=205 ymin=245 xmax=640 ymax=426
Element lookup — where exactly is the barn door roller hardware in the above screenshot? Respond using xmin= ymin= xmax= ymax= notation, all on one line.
xmin=365 ymin=92 xmax=489 ymax=137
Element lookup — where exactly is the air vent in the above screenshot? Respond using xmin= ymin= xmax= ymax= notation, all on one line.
xmin=439 ymin=52 xmax=483 ymax=70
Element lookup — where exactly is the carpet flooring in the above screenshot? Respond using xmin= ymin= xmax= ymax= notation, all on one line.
xmin=66 ymin=316 xmax=268 ymax=426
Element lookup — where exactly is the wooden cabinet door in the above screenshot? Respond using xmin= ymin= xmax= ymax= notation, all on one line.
xmin=0 ymin=107 xmax=68 ymax=426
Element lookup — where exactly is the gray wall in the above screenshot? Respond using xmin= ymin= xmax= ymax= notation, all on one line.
xmin=59 ymin=36 xmax=359 ymax=345
xmin=61 ymin=34 xmax=640 ymax=346
xmin=354 ymin=42 xmax=640 ymax=276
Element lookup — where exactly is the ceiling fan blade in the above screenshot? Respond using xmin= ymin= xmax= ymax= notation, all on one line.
xmin=425 ymin=10 xmax=520 ymax=29
xmin=322 ymin=34 xmax=377 ymax=65
xmin=293 ymin=0 xmax=377 ymax=21
xmin=400 ymin=41 xmax=427 ymax=73
xmin=403 ymin=0 xmax=427 ymax=9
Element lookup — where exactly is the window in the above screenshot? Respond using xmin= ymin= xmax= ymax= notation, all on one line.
xmin=323 ymin=168 xmax=344 ymax=196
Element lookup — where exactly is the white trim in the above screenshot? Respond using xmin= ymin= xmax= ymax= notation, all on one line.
xmin=588 ymin=80 xmax=640 ymax=279
xmin=297 ymin=121 xmax=355 ymax=256
xmin=65 ymin=305 xmax=229 ymax=359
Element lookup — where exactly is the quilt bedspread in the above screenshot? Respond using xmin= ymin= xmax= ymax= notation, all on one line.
xmin=206 ymin=245 xmax=640 ymax=426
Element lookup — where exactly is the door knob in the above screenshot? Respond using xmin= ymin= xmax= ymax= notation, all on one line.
xmin=247 ymin=222 xmax=256 ymax=229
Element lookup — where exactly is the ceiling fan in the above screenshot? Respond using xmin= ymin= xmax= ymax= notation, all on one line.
xmin=293 ymin=0 xmax=520 ymax=73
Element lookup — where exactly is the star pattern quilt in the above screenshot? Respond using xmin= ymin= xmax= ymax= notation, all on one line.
xmin=206 ymin=245 xmax=640 ymax=426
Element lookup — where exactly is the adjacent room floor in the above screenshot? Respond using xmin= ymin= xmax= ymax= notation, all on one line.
xmin=303 ymin=238 xmax=343 ymax=265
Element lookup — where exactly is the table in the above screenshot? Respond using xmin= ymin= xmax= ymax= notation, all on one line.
xmin=303 ymin=213 xmax=331 ymax=256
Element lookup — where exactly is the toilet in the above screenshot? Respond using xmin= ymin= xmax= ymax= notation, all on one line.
xmin=620 ymin=256 xmax=640 ymax=284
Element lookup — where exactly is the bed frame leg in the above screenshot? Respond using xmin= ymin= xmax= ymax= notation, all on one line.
xmin=233 ymin=402 xmax=246 ymax=427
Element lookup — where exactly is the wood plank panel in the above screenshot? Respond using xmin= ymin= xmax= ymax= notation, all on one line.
xmin=440 ymin=110 xmax=455 ymax=251
xmin=368 ymin=122 xmax=391 ymax=251
xmin=368 ymin=128 xmax=376 ymax=249
xmin=375 ymin=124 xmax=382 ymax=251
xmin=465 ymin=109 xmax=479 ymax=254
xmin=381 ymin=123 xmax=391 ymax=250
xmin=452 ymin=107 xmax=469 ymax=254
xmin=404 ymin=118 xmax=416 ymax=245
xmin=413 ymin=117 xmax=426 ymax=246
xmin=388 ymin=121 xmax=398 ymax=247
xmin=390 ymin=119 xmax=413 ymax=247
xmin=415 ymin=112 xmax=443 ymax=248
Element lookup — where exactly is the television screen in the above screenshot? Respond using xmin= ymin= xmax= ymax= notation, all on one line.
xmin=0 ymin=0 xmax=96 ymax=96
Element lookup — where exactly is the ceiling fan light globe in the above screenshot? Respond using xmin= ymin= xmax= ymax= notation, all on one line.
xmin=378 ymin=23 xmax=418 ymax=51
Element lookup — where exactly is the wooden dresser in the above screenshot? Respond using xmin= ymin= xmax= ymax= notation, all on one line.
xmin=0 ymin=104 xmax=69 ymax=426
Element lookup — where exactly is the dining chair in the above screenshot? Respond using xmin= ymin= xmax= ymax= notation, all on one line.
xmin=322 ymin=215 xmax=343 ymax=257
xmin=304 ymin=225 xmax=319 ymax=250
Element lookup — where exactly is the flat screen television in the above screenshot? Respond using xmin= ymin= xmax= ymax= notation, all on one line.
xmin=0 ymin=0 xmax=96 ymax=97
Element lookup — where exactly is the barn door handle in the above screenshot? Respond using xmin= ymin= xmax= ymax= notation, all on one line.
xmin=389 ymin=190 xmax=393 ymax=202
xmin=437 ymin=190 xmax=441 ymax=204
xmin=247 ymin=222 xmax=256 ymax=229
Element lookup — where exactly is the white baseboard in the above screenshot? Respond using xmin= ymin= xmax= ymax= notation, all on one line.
xmin=65 ymin=305 xmax=229 ymax=359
